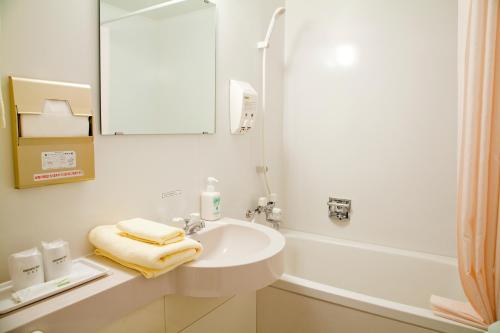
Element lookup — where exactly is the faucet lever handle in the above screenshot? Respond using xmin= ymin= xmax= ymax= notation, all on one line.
xmin=258 ymin=197 xmax=268 ymax=207
xmin=171 ymin=217 xmax=186 ymax=228
xmin=189 ymin=213 xmax=201 ymax=222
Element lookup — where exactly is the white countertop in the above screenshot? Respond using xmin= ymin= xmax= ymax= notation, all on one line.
xmin=0 ymin=255 xmax=176 ymax=333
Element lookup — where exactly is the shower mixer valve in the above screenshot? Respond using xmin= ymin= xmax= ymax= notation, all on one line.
xmin=328 ymin=197 xmax=351 ymax=221
xmin=246 ymin=195 xmax=282 ymax=229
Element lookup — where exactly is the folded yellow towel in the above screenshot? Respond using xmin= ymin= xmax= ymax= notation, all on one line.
xmin=88 ymin=225 xmax=202 ymax=278
xmin=116 ymin=218 xmax=185 ymax=245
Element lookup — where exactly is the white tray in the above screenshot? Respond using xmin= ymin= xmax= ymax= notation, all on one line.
xmin=0 ymin=258 xmax=111 ymax=315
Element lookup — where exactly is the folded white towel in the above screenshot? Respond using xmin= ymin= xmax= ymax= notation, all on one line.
xmin=88 ymin=225 xmax=202 ymax=278
xmin=117 ymin=218 xmax=185 ymax=245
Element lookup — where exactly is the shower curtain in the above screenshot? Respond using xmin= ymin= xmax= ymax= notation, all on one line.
xmin=430 ymin=0 xmax=500 ymax=329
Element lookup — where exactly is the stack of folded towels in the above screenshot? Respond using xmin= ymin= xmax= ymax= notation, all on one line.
xmin=88 ymin=218 xmax=202 ymax=279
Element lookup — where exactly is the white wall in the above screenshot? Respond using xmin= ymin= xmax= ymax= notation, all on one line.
xmin=282 ymin=0 xmax=458 ymax=257
xmin=0 ymin=0 xmax=284 ymax=281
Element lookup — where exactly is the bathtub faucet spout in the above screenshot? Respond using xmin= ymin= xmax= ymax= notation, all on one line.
xmin=246 ymin=195 xmax=282 ymax=229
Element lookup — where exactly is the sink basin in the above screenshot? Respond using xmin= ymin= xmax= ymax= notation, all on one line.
xmin=175 ymin=218 xmax=285 ymax=297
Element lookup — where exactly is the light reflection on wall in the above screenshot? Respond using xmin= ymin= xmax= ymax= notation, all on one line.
xmin=325 ymin=44 xmax=357 ymax=68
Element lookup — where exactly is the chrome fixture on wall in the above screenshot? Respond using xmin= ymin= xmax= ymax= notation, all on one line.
xmin=246 ymin=195 xmax=282 ymax=229
xmin=328 ymin=198 xmax=351 ymax=221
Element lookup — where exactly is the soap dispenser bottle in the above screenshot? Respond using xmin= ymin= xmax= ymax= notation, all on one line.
xmin=201 ymin=177 xmax=221 ymax=221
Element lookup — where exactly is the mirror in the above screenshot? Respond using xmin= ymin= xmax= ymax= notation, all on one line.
xmin=99 ymin=0 xmax=216 ymax=135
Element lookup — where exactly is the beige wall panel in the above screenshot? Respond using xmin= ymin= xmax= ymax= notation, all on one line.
xmin=165 ymin=295 xmax=231 ymax=333
xmin=96 ymin=297 xmax=165 ymax=333
xmin=181 ymin=293 xmax=256 ymax=333
xmin=257 ymin=287 xmax=438 ymax=333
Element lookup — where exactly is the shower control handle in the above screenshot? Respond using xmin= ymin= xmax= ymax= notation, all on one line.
xmin=328 ymin=197 xmax=351 ymax=221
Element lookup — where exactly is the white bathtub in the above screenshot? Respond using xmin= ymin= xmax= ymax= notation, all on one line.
xmin=257 ymin=229 xmax=482 ymax=333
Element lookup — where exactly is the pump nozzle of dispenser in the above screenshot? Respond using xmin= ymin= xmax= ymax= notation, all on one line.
xmin=206 ymin=177 xmax=219 ymax=192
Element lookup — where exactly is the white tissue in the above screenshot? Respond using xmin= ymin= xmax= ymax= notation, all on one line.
xmin=20 ymin=100 xmax=89 ymax=137
xmin=41 ymin=239 xmax=72 ymax=281
xmin=8 ymin=248 xmax=45 ymax=292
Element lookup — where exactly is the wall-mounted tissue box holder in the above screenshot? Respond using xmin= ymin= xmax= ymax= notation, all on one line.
xmin=9 ymin=77 xmax=95 ymax=189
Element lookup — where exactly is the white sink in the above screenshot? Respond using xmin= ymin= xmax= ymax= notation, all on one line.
xmin=175 ymin=218 xmax=285 ymax=297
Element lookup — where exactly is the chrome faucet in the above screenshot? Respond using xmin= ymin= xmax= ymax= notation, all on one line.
xmin=173 ymin=213 xmax=206 ymax=235
xmin=246 ymin=195 xmax=282 ymax=229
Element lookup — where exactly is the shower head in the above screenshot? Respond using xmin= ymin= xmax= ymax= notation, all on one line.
xmin=274 ymin=7 xmax=286 ymax=16
xmin=258 ymin=7 xmax=286 ymax=49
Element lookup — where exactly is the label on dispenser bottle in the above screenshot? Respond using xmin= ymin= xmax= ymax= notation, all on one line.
xmin=213 ymin=196 xmax=221 ymax=217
